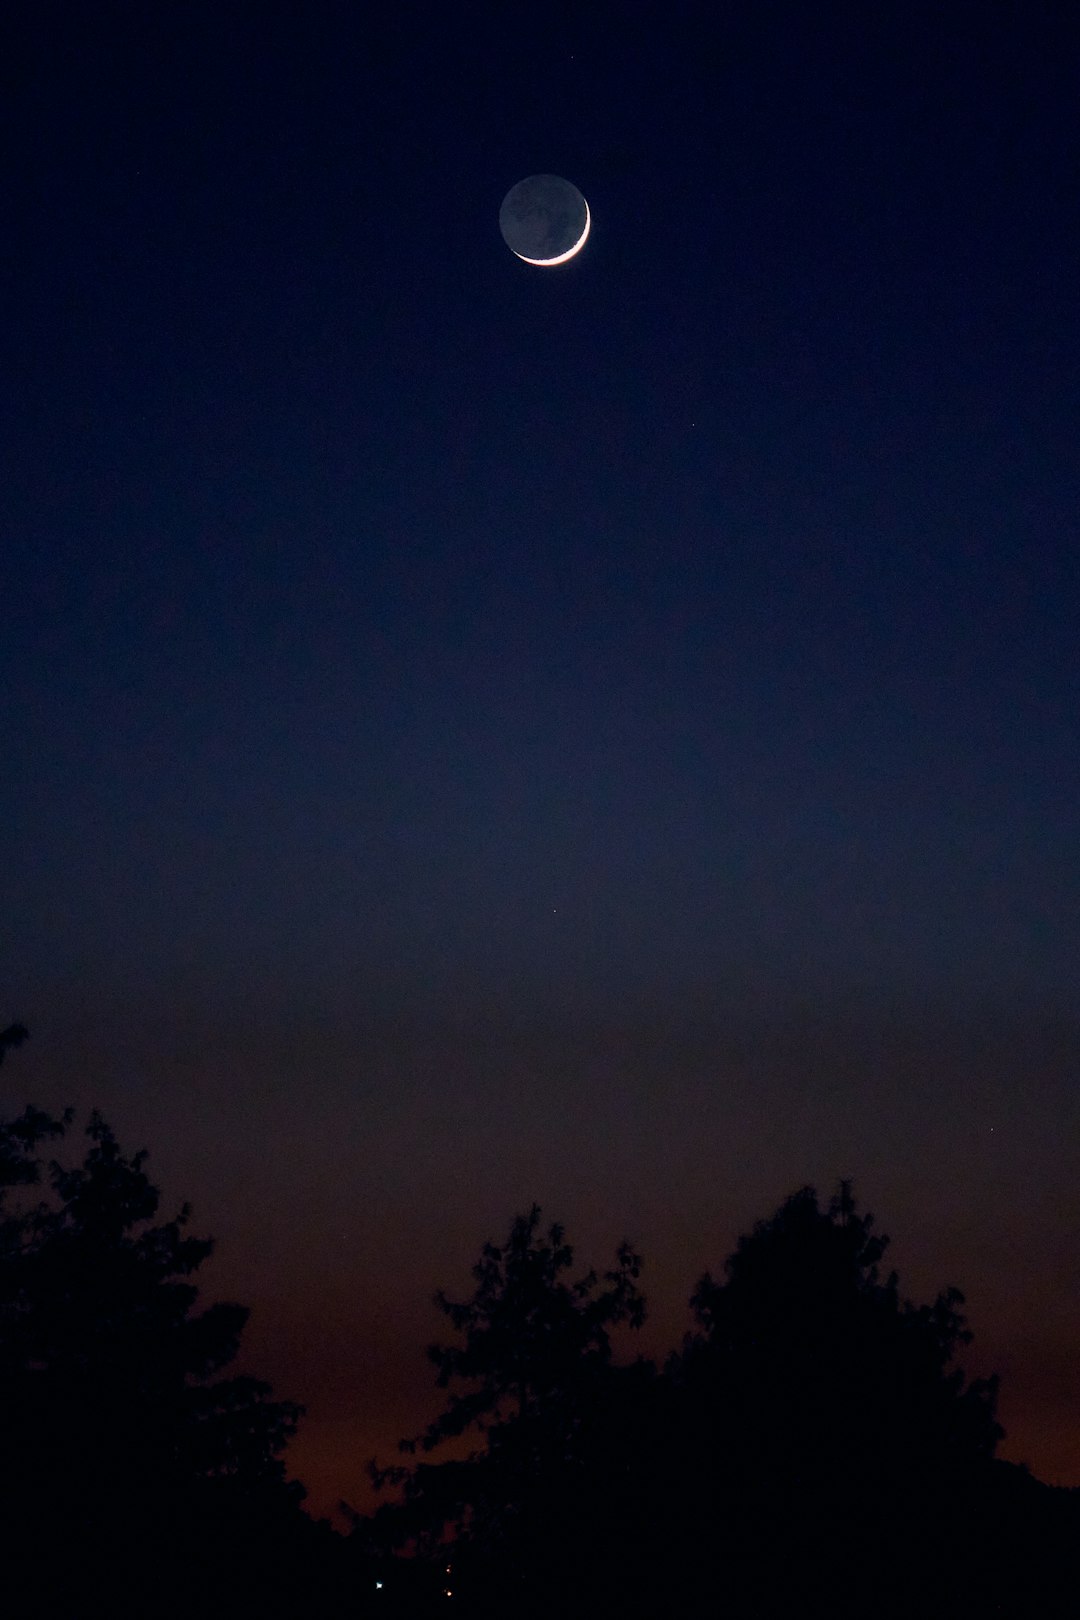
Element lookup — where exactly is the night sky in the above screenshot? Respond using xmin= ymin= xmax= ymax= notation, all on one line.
xmin=4 ymin=2 xmax=1079 ymax=1518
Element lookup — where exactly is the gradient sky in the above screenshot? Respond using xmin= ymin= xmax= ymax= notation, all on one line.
xmin=4 ymin=2 xmax=1079 ymax=1518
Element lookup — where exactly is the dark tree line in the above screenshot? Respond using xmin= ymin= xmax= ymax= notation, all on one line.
xmin=368 ymin=1188 xmax=1080 ymax=1619
xmin=0 ymin=1033 xmax=352 ymax=1619
xmin=3 ymin=1022 xmax=1078 ymax=1619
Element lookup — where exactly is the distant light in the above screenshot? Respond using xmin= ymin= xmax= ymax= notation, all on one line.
xmin=375 ymin=1581 xmax=383 ymax=1590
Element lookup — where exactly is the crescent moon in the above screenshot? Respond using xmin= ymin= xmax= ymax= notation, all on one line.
xmin=513 ymin=198 xmax=591 ymax=266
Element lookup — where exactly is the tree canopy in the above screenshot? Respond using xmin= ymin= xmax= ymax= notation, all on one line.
xmin=416 ymin=1202 xmax=644 ymax=1447
xmin=5 ymin=1018 xmax=1077 ymax=1620
xmin=659 ymin=1182 xmax=1009 ymax=1616
xmin=370 ymin=1183 xmax=1079 ymax=1620
xmin=367 ymin=1205 xmax=649 ymax=1610
xmin=0 ymin=1086 xmax=314 ymax=1618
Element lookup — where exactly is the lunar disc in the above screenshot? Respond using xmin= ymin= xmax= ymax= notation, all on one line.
xmin=499 ymin=174 xmax=590 ymax=266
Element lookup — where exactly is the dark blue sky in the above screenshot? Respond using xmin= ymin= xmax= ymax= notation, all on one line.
xmin=4 ymin=2 xmax=1079 ymax=1513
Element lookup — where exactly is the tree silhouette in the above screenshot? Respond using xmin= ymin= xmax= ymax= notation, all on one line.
xmin=0 ymin=1089 xmax=313 ymax=1619
xmin=366 ymin=1182 xmax=1080 ymax=1620
xmin=662 ymin=1182 xmax=1016 ymax=1617
xmin=416 ymin=1203 xmax=644 ymax=1447
xmin=0 ymin=1021 xmax=29 ymax=1065
xmin=370 ymin=1205 xmax=649 ymax=1613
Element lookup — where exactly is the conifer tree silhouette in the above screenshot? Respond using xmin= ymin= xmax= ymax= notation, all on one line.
xmin=0 ymin=1064 xmax=311 ymax=1618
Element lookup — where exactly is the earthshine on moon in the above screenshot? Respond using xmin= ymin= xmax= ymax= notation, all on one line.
xmin=499 ymin=174 xmax=590 ymax=266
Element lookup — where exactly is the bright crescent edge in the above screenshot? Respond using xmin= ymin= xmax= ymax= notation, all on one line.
xmin=513 ymin=197 xmax=591 ymax=266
